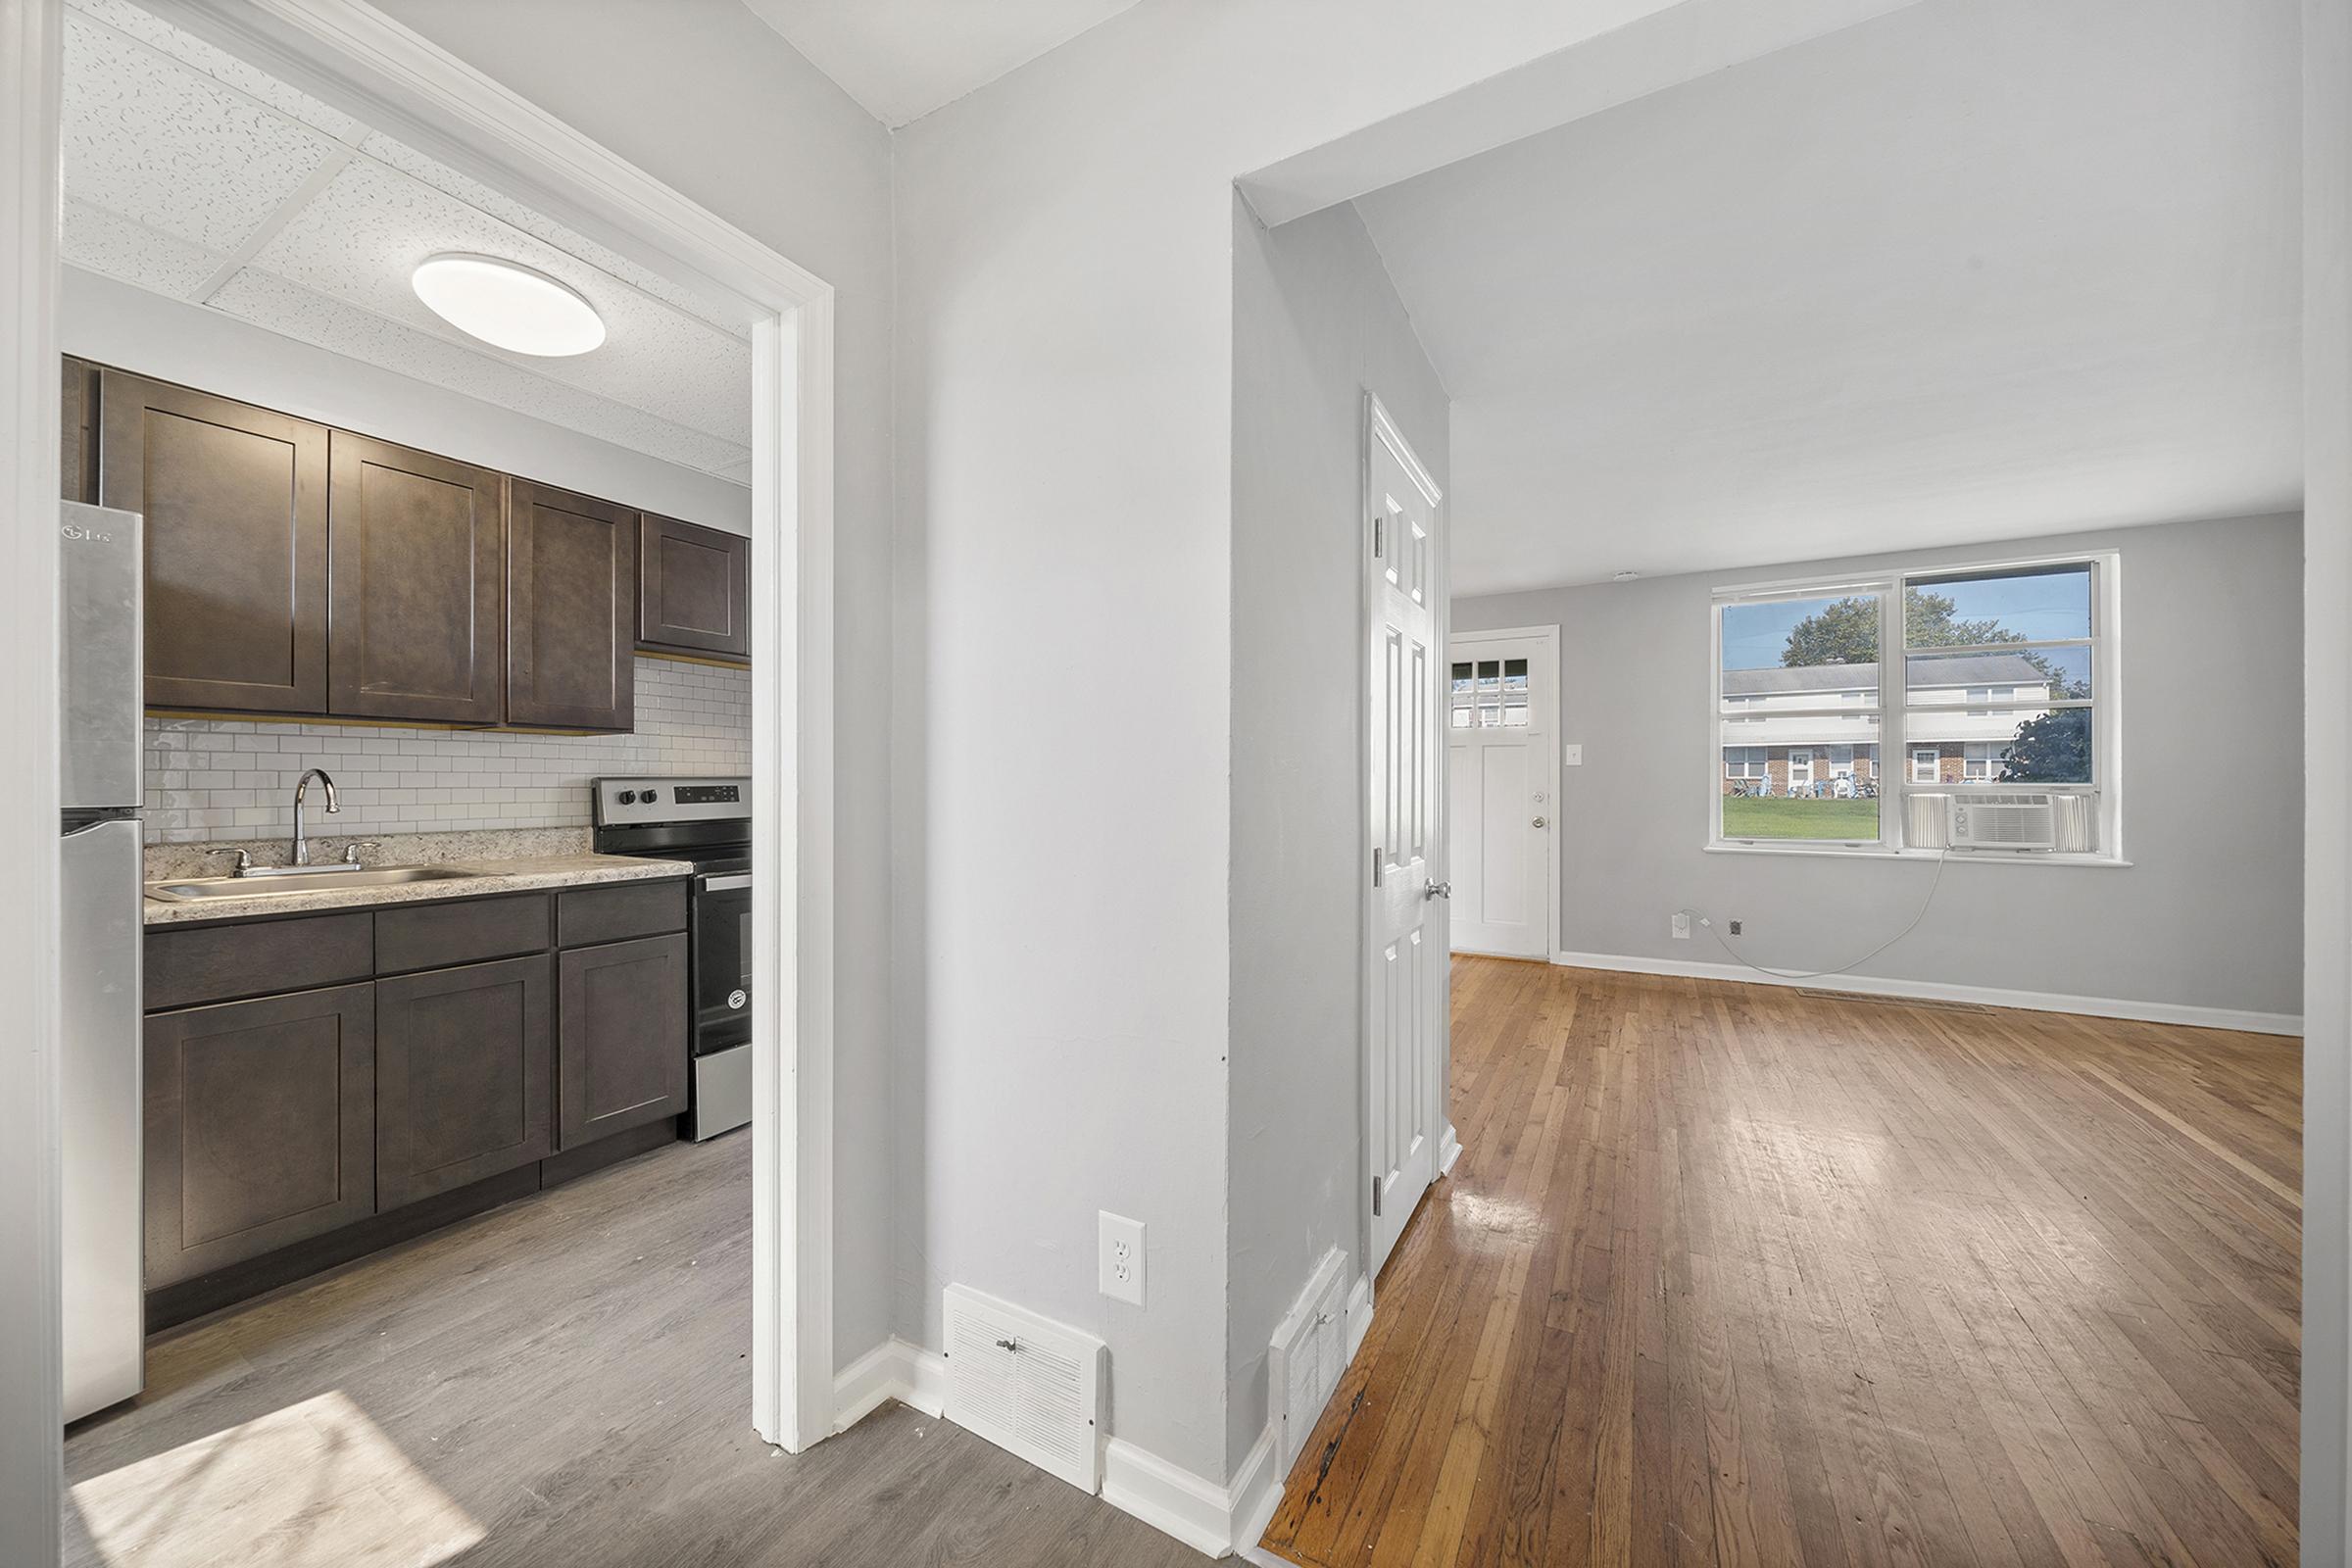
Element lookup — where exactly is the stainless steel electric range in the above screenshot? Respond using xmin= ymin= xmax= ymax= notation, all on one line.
xmin=593 ymin=776 xmax=751 ymax=1141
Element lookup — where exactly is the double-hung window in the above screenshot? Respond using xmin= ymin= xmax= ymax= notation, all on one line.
xmin=1713 ymin=554 xmax=2119 ymax=858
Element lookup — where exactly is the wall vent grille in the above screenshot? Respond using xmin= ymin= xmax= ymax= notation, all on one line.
xmin=1268 ymin=1249 xmax=1349 ymax=1474
xmin=943 ymin=1285 xmax=1105 ymax=1493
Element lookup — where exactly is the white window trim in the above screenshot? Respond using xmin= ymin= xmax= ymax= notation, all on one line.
xmin=1711 ymin=550 xmax=2124 ymax=862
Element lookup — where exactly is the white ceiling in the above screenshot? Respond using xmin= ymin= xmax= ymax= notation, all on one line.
xmin=1354 ymin=0 xmax=2304 ymax=598
xmin=739 ymin=0 xmax=1141 ymax=127
xmin=59 ymin=0 xmax=756 ymax=486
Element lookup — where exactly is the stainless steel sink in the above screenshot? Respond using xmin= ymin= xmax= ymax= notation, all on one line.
xmin=146 ymin=865 xmax=482 ymax=902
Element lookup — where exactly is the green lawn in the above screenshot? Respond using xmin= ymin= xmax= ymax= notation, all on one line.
xmin=1720 ymin=795 xmax=1880 ymax=841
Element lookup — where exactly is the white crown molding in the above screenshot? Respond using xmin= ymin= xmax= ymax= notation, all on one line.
xmin=1551 ymin=950 xmax=2302 ymax=1037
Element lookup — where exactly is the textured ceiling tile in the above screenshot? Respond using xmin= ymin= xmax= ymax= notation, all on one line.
xmin=359 ymin=133 xmax=754 ymax=342
xmin=249 ymin=158 xmax=754 ymax=444
xmin=63 ymin=15 xmax=343 ymax=256
xmin=62 ymin=196 xmax=224 ymax=299
xmin=206 ymin=268 xmax=755 ymax=480
xmin=65 ymin=0 xmax=366 ymax=142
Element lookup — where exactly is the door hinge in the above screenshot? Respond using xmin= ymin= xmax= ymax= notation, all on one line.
xmin=1372 ymin=514 xmax=1384 ymax=559
xmin=1371 ymin=847 xmax=1383 ymax=888
xmin=1372 ymin=1177 xmax=1384 ymax=1218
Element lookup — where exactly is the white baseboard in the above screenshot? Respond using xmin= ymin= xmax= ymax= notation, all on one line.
xmin=1102 ymin=1434 xmax=1261 ymax=1557
xmin=1343 ymin=1272 xmax=1373 ymax=1361
xmin=832 ymin=1335 xmax=947 ymax=1433
xmin=1549 ymin=949 xmax=2301 ymax=1036
xmin=1227 ymin=1422 xmax=1288 ymax=1563
xmin=1437 ymin=1123 xmax=1462 ymax=1176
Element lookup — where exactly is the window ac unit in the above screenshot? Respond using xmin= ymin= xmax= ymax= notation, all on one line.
xmin=1946 ymin=792 xmax=2057 ymax=852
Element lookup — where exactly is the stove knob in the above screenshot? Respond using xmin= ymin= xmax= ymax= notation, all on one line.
xmin=640 ymin=788 xmax=661 ymax=805
xmin=616 ymin=790 xmax=637 ymax=806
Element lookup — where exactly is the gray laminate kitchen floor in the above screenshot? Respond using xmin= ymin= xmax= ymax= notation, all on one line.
xmin=63 ymin=1134 xmax=1204 ymax=1568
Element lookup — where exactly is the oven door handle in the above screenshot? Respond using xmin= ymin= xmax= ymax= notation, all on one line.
xmin=701 ymin=873 xmax=752 ymax=892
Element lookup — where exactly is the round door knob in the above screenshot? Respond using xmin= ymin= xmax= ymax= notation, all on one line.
xmin=1425 ymin=880 xmax=1452 ymax=900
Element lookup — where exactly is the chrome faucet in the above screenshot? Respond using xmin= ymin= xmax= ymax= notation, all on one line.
xmin=290 ymin=768 xmax=340 ymax=866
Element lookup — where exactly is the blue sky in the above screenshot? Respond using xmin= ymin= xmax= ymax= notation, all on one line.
xmin=1722 ymin=568 xmax=2090 ymax=671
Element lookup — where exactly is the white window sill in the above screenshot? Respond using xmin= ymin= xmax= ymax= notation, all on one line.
xmin=1704 ymin=842 xmax=2132 ymax=868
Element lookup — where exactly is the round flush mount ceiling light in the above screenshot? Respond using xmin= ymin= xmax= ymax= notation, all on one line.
xmin=411 ymin=253 xmax=605 ymax=357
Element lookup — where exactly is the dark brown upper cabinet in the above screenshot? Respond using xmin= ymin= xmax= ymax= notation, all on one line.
xmin=508 ymin=479 xmax=637 ymax=731
xmin=62 ymin=357 xmax=98 ymax=505
xmin=639 ymin=514 xmax=750 ymax=663
xmin=328 ymin=431 xmax=507 ymax=724
xmin=101 ymin=370 xmax=330 ymax=714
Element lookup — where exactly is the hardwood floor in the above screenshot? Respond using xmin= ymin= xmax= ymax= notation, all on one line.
xmin=63 ymin=1134 xmax=1205 ymax=1568
xmin=1259 ymin=957 xmax=2299 ymax=1568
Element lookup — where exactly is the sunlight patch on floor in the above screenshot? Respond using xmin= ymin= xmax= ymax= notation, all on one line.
xmin=70 ymin=1390 xmax=483 ymax=1568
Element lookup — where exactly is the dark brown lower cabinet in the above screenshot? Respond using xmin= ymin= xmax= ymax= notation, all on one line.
xmin=557 ymin=934 xmax=689 ymax=1150
xmin=376 ymin=955 xmax=553 ymax=1207
xmin=144 ymin=983 xmax=375 ymax=1290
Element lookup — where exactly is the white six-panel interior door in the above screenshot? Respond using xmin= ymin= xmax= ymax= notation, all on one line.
xmin=1446 ymin=627 xmax=1558 ymax=960
xmin=1364 ymin=397 xmax=1448 ymax=1276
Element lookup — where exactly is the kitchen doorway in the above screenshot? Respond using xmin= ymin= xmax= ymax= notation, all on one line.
xmin=0 ymin=2 xmax=839 ymax=1559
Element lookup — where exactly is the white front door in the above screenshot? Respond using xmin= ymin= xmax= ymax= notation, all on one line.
xmin=1364 ymin=398 xmax=1446 ymax=1275
xmin=1788 ymin=748 xmax=1813 ymax=790
xmin=1446 ymin=629 xmax=1554 ymax=959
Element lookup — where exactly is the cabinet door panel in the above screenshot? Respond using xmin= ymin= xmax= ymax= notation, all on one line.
xmin=101 ymin=370 xmax=328 ymax=713
xmin=557 ymin=934 xmax=687 ymax=1149
xmin=509 ymin=480 xmax=636 ymax=731
xmin=377 ymin=955 xmax=552 ymax=1207
xmin=329 ymin=432 xmax=505 ymax=723
xmin=144 ymin=983 xmax=374 ymax=1287
xmin=63 ymin=357 xmax=98 ymax=505
xmin=639 ymin=514 xmax=749 ymax=661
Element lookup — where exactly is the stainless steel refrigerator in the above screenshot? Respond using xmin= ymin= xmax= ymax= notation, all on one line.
xmin=60 ymin=498 xmax=143 ymax=1423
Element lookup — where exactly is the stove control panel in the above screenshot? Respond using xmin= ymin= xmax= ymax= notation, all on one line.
xmin=594 ymin=776 xmax=751 ymax=826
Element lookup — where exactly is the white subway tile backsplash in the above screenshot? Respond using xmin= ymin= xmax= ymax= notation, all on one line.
xmin=141 ymin=656 xmax=750 ymax=843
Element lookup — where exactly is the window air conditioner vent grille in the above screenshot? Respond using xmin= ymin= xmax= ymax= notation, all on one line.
xmin=1947 ymin=791 xmax=2057 ymax=851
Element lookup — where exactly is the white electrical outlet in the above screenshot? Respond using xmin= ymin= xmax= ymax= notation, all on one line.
xmin=1099 ymin=1211 xmax=1147 ymax=1306
xmin=1563 ymin=743 xmax=1584 ymax=766
xmin=1671 ymin=912 xmax=1690 ymax=940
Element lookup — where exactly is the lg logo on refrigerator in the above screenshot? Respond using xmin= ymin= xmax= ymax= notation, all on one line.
xmin=61 ymin=522 xmax=115 ymax=543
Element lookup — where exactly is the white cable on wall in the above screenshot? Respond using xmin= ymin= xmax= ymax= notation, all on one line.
xmin=1678 ymin=850 xmax=1951 ymax=982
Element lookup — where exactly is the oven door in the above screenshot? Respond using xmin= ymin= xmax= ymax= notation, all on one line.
xmin=692 ymin=871 xmax=753 ymax=1055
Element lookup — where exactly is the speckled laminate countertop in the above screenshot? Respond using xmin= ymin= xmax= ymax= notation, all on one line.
xmin=143 ymin=853 xmax=694 ymax=926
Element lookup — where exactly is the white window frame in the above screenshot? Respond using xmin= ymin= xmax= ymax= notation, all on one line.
xmin=1911 ymin=747 xmax=1939 ymax=784
xmin=1711 ymin=551 xmax=2124 ymax=862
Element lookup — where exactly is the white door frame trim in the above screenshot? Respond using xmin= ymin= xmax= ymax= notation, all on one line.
xmin=1446 ymin=623 xmax=1561 ymax=963
xmin=1 ymin=1 xmax=68 ymax=1559
xmin=2 ymin=12 xmax=837 ymax=1557
xmin=1359 ymin=391 xmax=1451 ymax=1289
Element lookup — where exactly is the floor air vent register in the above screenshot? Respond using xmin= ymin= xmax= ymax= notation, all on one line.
xmin=943 ymin=1284 xmax=1106 ymax=1492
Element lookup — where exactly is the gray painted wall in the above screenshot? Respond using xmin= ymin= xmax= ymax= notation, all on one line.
xmin=1228 ymin=194 xmax=1449 ymax=1473
xmin=1454 ymin=513 xmax=2303 ymax=1018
